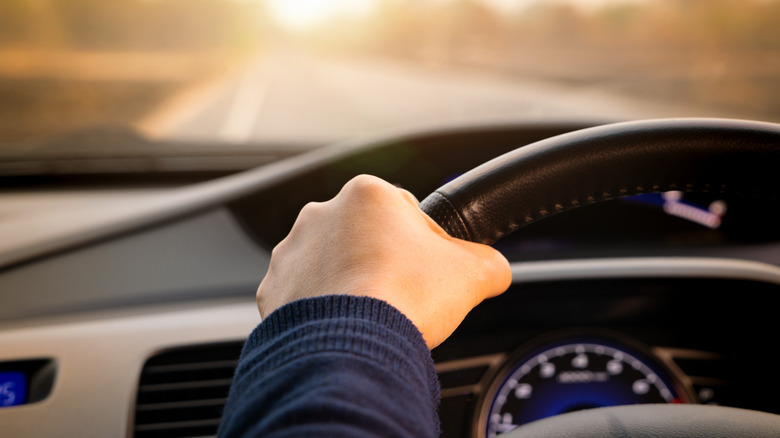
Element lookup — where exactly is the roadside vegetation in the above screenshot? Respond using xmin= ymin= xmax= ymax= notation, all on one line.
xmin=0 ymin=0 xmax=267 ymax=143
xmin=311 ymin=0 xmax=780 ymax=122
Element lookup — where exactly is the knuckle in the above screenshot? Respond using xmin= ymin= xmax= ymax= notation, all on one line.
xmin=270 ymin=242 xmax=285 ymax=258
xmin=256 ymin=282 xmax=268 ymax=304
xmin=291 ymin=202 xmax=325 ymax=229
xmin=299 ymin=201 xmax=322 ymax=215
xmin=349 ymin=174 xmax=381 ymax=186
xmin=345 ymin=174 xmax=389 ymax=197
xmin=255 ymin=286 xmax=271 ymax=317
xmin=399 ymin=188 xmax=420 ymax=205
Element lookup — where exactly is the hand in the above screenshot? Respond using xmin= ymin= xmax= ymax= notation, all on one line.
xmin=256 ymin=174 xmax=512 ymax=348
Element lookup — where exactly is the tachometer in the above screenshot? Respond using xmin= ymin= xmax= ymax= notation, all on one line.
xmin=477 ymin=335 xmax=689 ymax=437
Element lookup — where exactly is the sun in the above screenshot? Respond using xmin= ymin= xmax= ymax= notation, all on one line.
xmin=264 ymin=0 xmax=378 ymax=31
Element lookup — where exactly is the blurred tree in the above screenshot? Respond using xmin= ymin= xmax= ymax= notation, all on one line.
xmin=0 ymin=0 xmax=70 ymax=48
xmin=0 ymin=0 xmax=268 ymax=52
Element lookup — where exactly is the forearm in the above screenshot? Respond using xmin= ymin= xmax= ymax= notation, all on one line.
xmin=218 ymin=295 xmax=441 ymax=438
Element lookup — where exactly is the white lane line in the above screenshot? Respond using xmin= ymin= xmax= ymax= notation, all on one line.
xmin=220 ymin=57 xmax=272 ymax=143
xmin=134 ymin=59 xmax=247 ymax=139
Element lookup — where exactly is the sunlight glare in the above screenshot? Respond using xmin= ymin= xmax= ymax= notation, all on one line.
xmin=265 ymin=0 xmax=378 ymax=31
xmin=484 ymin=0 xmax=648 ymax=13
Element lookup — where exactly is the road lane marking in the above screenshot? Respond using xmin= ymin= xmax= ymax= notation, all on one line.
xmin=220 ymin=57 xmax=272 ymax=143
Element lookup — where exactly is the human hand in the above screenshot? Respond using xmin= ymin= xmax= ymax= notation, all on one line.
xmin=256 ymin=174 xmax=512 ymax=348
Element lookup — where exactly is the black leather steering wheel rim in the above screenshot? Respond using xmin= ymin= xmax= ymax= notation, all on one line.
xmin=420 ymin=118 xmax=780 ymax=437
xmin=420 ymin=118 xmax=780 ymax=244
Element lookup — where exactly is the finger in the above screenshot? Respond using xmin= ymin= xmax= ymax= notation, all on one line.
xmin=340 ymin=174 xmax=397 ymax=197
xmin=403 ymin=187 xmax=510 ymax=295
xmin=401 ymin=192 xmax=458 ymax=239
xmin=461 ymin=240 xmax=513 ymax=299
xmin=398 ymin=188 xmax=456 ymax=237
xmin=335 ymin=175 xmax=404 ymax=215
xmin=398 ymin=187 xmax=420 ymax=205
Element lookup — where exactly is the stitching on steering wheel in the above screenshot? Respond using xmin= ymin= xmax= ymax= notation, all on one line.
xmin=517 ymin=182 xmax=775 ymax=231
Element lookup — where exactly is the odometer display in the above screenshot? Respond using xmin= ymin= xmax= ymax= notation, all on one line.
xmin=480 ymin=339 xmax=684 ymax=437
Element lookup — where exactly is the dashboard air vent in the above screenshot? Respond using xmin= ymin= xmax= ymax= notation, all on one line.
xmin=133 ymin=342 xmax=243 ymax=438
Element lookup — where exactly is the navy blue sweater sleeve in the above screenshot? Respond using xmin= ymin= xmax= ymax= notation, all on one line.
xmin=218 ymin=295 xmax=441 ymax=438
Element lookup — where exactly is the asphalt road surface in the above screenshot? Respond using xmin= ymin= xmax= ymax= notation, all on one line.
xmin=153 ymin=50 xmax=715 ymax=147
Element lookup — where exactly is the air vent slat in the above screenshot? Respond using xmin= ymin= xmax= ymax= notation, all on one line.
xmin=136 ymin=398 xmax=228 ymax=412
xmin=139 ymin=378 xmax=234 ymax=392
xmin=134 ymin=418 xmax=222 ymax=432
xmin=133 ymin=342 xmax=243 ymax=438
xmin=136 ymin=385 xmax=234 ymax=405
xmin=136 ymin=404 xmax=226 ymax=425
xmin=144 ymin=360 xmax=238 ymax=374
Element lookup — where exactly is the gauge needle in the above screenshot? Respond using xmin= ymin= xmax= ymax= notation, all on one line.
xmin=495 ymin=423 xmax=519 ymax=433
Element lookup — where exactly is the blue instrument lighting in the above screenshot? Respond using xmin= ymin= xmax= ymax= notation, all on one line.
xmin=482 ymin=338 xmax=684 ymax=435
xmin=0 ymin=371 xmax=27 ymax=408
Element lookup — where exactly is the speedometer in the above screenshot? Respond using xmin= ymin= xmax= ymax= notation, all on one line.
xmin=476 ymin=335 xmax=690 ymax=437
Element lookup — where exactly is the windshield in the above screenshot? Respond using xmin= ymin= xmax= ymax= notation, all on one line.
xmin=1 ymin=0 xmax=778 ymax=151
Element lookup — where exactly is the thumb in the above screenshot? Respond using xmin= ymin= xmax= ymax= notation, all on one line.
xmin=455 ymin=239 xmax=513 ymax=303
xmin=413 ymin=196 xmax=512 ymax=300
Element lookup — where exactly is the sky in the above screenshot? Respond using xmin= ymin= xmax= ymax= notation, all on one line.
xmin=482 ymin=0 xmax=647 ymax=13
xmin=263 ymin=0 xmax=379 ymax=31
xmin=262 ymin=0 xmax=649 ymax=31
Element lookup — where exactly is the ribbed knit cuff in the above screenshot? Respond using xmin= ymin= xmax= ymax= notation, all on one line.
xmin=235 ymin=295 xmax=440 ymax=409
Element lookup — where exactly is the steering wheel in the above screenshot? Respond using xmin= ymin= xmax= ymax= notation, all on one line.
xmin=419 ymin=118 xmax=780 ymax=437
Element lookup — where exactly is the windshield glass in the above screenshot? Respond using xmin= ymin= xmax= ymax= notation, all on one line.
xmin=1 ymin=0 xmax=778 ymax=150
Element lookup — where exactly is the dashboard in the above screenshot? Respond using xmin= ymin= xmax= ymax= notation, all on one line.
xmin=0 ymin=121 xmax=779 ymax=437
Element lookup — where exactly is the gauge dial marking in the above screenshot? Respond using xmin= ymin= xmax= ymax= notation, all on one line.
xmin=480 ymin=338 xmax=685 ymax=437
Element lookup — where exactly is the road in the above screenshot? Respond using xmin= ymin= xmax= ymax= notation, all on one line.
xmin=145 ymin=50 xmax=714 ymax=146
